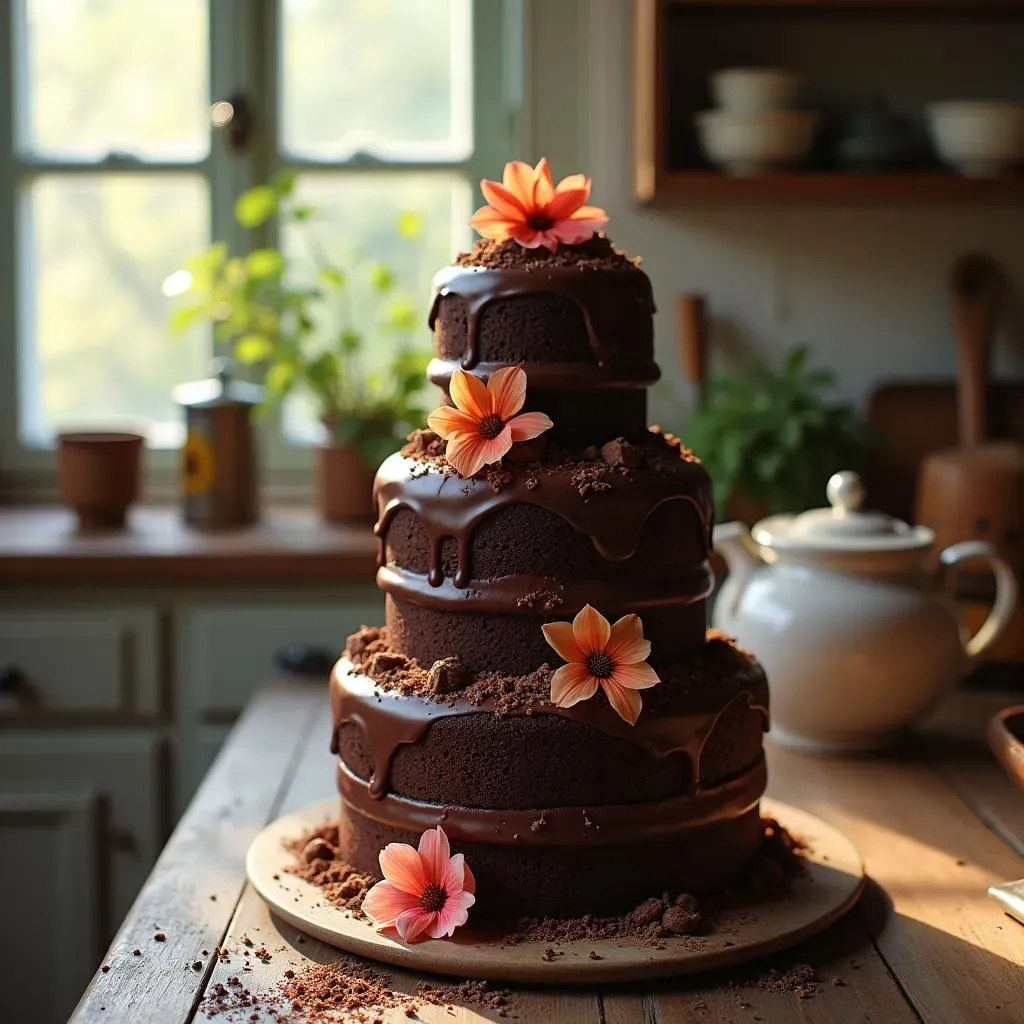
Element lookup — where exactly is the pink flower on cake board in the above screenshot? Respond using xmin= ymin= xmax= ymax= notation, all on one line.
xmin=542 ymin=605 xmax=661 ymax=726
xmin=426 ymin=365 xmax=552 ymax=478
xmin=469 ymin=158 xmax=608 ymax=252
xmin=361 ymin=825 xmax=476 ymax=942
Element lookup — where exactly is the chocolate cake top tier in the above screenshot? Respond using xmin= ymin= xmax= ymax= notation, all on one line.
xmin=428 ymin=236 xmax=659 ymax=407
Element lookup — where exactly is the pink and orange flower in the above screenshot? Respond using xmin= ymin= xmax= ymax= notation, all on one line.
xmin=360 ymin=825 xmax=476 ymax=943
xmin=469 ymin=158 xmax=608 ymax=252
xmin=542 ymin=605 xmax=661 ymax=725
xmin=426 ymin=365 xmax=553 ymax=478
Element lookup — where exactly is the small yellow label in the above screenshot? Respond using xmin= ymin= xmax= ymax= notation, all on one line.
xmin=182 ymin=430 xmax=216 ymax=496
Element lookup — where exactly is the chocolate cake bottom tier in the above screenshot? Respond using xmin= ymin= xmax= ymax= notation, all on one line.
xmin=336 ymin=794 xmax=764 ymax=919
xmin=330 ymin=631 xmax=769 ymax=918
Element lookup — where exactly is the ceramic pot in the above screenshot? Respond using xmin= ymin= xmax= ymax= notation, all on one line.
xmin=57 ymin=431 xmax=144 ymax=531
xmin=712 ymin=471 xmax=1018 ymax=755
xmin=314 ymin=443 xmax=375 ymax=523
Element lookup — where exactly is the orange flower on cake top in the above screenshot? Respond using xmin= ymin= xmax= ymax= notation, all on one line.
xmin=426 ymin=365 xmax=553 ymax=478
xmin=542 ymin=605 xmax=661 ymax=725
xmin=469 ymin=158 xmax=608 ymax=252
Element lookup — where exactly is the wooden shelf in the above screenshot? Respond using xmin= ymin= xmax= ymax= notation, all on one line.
xmin=645 ymin=171 xmax=1024 ymax=204
xmin=634 ymin=0 xmax=1024 ymax=205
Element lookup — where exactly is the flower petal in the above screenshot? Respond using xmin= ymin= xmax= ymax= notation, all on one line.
xmin=606 ymin=614 xmax=651 ymax=664
xmin=549 ymin=220 xmax=604 ymax=247
xmin=361 ymin=879 xmax=420 ymax=927
xmin=568 ymin=204 xmax=608 ymax=223
xmin=541 ymin=620 xmax=586 ymax=664
xmin=426 ymin=890 xmax=476 ymax=939
xmin=555 ymin=172 xmax=590 ymax=195
xmin=394 ymin=907 xmax=434 ymax=943
xmin=445 ymin=429 xmax=512 ymax=478
xmin=378 ymin=841 xmax=428 ymax=895
xmin=573 ymin=604 xmax=611 ymax=656
xmin=601 ymin=679 xmax=643 ymax=725
xmin=502 ymin=161 xmax=537 ymax=203
xmin=448 ymin=368 xmax=492 ymax=420
xmin=469 ymin=205 xmax=517 ymax=240
xmin=532 ymin=157 xmax=555 ymax=206
xmin=486 ymin=365 xmax=527 ymax=420
xmin=417 ymin=825 xmax=451 ymax=885
xmin=462 ymin=859 xmax=476 ymax=895
xmin=480 ymin=180 xmax=528 ymax=221
xmin=443 ymin=851 xmax=467 ymax=893
xmin=550 ymin=662 xmax=599 ymax=708
xmin=611 ymin=661 xmax=661 ymax=690
xmin=545 ymin=187 xmax=590 ymax=222
xmin=507 ymin=411 xmax=554 ymax=442
xmin=426 ymin=405 xmax=479 ymax=440
xmin=506 ymin=222 xmax=551 ymax=250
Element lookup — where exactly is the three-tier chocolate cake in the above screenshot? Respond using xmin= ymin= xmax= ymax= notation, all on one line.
xmin=330 ymin=161 xmax=769 ymax=921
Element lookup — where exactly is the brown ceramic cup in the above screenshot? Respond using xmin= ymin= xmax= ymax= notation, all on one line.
xmin=57 ymin=431 xmax=144 ymax=531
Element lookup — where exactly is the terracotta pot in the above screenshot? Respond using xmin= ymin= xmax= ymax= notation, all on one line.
xmin=314 ymin=443 xmax=376 ymax=523
xmin=57 ymin=432 xmax=144 ymax=531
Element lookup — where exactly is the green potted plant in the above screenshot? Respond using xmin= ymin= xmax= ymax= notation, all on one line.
xmin=683 ymin=345 xmax=869 ymax=521
xmin=167 ymin=171 xmax=430 ymax=522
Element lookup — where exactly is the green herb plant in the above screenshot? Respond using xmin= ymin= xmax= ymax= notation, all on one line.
xmin=684 ymin=346 xmax=868 ymax=516
xmin=168 ymin=171 xmax=430 ymax=471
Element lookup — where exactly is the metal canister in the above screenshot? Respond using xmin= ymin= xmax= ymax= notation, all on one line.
xmin=172 ymin=359 xmax=263 ymax=528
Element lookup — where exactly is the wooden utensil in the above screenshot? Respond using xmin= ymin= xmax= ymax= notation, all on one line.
xmin=914 ymin=256 xmax=1024 ymax=576
xmin=676 ymin=293 xmax=708 ymax=407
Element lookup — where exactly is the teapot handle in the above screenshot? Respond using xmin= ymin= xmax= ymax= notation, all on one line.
xmin=938 ymin=541 xmax=1019 ymax=661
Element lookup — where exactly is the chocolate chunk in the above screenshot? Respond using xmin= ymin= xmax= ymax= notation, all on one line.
xmin=301 ymin=838 xmax=335 ymax=864
xmin=662 ymin=904 xmax=702 ymax=935
xmin=428 ymin=657 xmax=468 ymax=695
xmin=367 ymin=651 xmax=407 ymax=675
xmin=601 ymin=438 xmax=644 ymax=468
xmin=630 ymin=897 xmax=668 ymax=927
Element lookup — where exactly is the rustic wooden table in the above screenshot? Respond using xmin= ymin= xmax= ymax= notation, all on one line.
xmin=70 ymin=683 xmax=1024 ymax=1024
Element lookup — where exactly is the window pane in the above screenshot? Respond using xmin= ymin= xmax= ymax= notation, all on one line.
xmin=21 ymin=175 xmax=209 ymax=447
xmin=281 ymin=173 xmax=470 ymax=443
xmin=280 ymin=0 xmax=472 ymax=160
xmin=21 ymin=0 xmax=209 ymax=160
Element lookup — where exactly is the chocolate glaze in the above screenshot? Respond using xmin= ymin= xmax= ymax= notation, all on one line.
xmin=330 ymin=655 xmax=769 ymax=845
xmin=337 ymin=757 xmax=766 ymax=847
xmin=427 ymin=358 xmax=659 ymax=394
xmin=377 ymin=563 xmax=713 ymax=617
xmin=429 ymin=265 xmax=657 ymax=376
xmin=373 ymin=454 xmax=714 ymax=591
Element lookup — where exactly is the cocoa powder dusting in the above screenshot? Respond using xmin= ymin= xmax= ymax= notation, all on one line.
xmin=282 ymin=823 xmax=375 ymax=917
xmin=454 ymin=234 xmax=638 ymax=271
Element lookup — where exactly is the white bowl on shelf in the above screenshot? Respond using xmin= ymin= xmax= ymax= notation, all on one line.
xmin=696 ymin=110 xmax=818 ymax=176
xmin=926 ymin=101 xmax=1024 ymax=177
xmin=711 ymin=68 xmax=801 ymax=115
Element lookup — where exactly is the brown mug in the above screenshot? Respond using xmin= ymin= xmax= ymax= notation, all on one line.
xmin=57 ymin=431 xmax=144 ymax=532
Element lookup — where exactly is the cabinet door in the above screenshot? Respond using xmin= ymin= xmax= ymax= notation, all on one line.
xmin=0 ymin=786 xmax=101 ymax=1024
xmin=0 ymin=731 xmax=168 ymax=1022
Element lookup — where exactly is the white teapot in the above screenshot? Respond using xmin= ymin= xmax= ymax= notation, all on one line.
xmin=712 ymin=471 xmax=1018 ymax=755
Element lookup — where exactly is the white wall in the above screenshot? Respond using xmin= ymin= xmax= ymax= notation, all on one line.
xmin=527 ymin=0 xmax=1024 ymax=429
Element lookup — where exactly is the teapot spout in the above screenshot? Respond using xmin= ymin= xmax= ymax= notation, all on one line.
xmin=712 ymin=521 xmax=763 ymax=619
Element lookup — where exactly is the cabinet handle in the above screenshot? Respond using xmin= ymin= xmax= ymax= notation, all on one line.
xmin=275 ymin=645 xmax=337 ymax=679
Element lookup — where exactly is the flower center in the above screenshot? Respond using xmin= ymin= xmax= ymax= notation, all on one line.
xmin=586 ymin=652 xmax=615 ymax=679
xmin=478 ymin=413 xmax=505 ymax=440
xmin=419 ymin=882 xmax=448 ymax=914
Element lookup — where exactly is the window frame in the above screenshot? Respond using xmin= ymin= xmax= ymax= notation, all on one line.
xmin=0 ymin=0 xmax=523 ymax=499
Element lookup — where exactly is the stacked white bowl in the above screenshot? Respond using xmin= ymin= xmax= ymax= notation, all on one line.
xmin=926 ymin=101 xmax=1024 ymax=177
xmin=696 ymin=69 xmax=818 ymax=176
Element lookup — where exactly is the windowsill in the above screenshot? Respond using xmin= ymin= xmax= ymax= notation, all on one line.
xmin=0 ymin=504 xmax=379 ymax=586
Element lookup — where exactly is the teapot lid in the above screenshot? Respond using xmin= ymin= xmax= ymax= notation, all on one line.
xmin=173 ymin=358 xmax=264 ymax=409
xmin=752 ymin=471 xmax=933 ymax=554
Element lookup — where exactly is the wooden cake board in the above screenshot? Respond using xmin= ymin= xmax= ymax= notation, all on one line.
xmin=246 ymin=797 xmax=864 ymax=984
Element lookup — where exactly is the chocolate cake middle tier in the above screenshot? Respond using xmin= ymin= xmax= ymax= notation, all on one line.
xmin=374 ymin=432 xmax=715 ymax=674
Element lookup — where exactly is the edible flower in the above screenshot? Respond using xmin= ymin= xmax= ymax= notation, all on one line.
xmin=426 ymin=365 xmax=552 ymax=478
xmin=469 ymin=158 xmax=608 ymax=252
xmin=361 ymin=825 xmax=476 ymax=942
xmin=542 ymin=605 xmax=661 ymax=725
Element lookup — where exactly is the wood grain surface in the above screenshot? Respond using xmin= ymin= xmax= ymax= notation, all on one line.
xmin=68 ymin=683 xmax=1024 ymax=1024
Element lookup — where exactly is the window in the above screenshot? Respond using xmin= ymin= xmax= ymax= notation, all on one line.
xmin=0 ymin=0 xmax=519 ymax=488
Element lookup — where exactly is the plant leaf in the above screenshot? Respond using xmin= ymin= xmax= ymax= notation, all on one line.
xmin=369 ymin=264 xmax=395 ymax=293
xmin=234 ymin=334 xmax=275 ymax=364
xmin=246 ymin=249 xmax=285 ymax=278
xmin=319 ymin=267 xmax=346 ymax=289
xmin=398 ymin=211 xmax=424 ymax=240
xmin=235 ymin=185 xmax=278 ymax=229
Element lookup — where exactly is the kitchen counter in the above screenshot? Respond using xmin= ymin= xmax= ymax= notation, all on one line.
xmin=68 ymin=683 xmax=1024 ymax=1024
xmin=0 ymin=505 xmax=377 ymax=584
